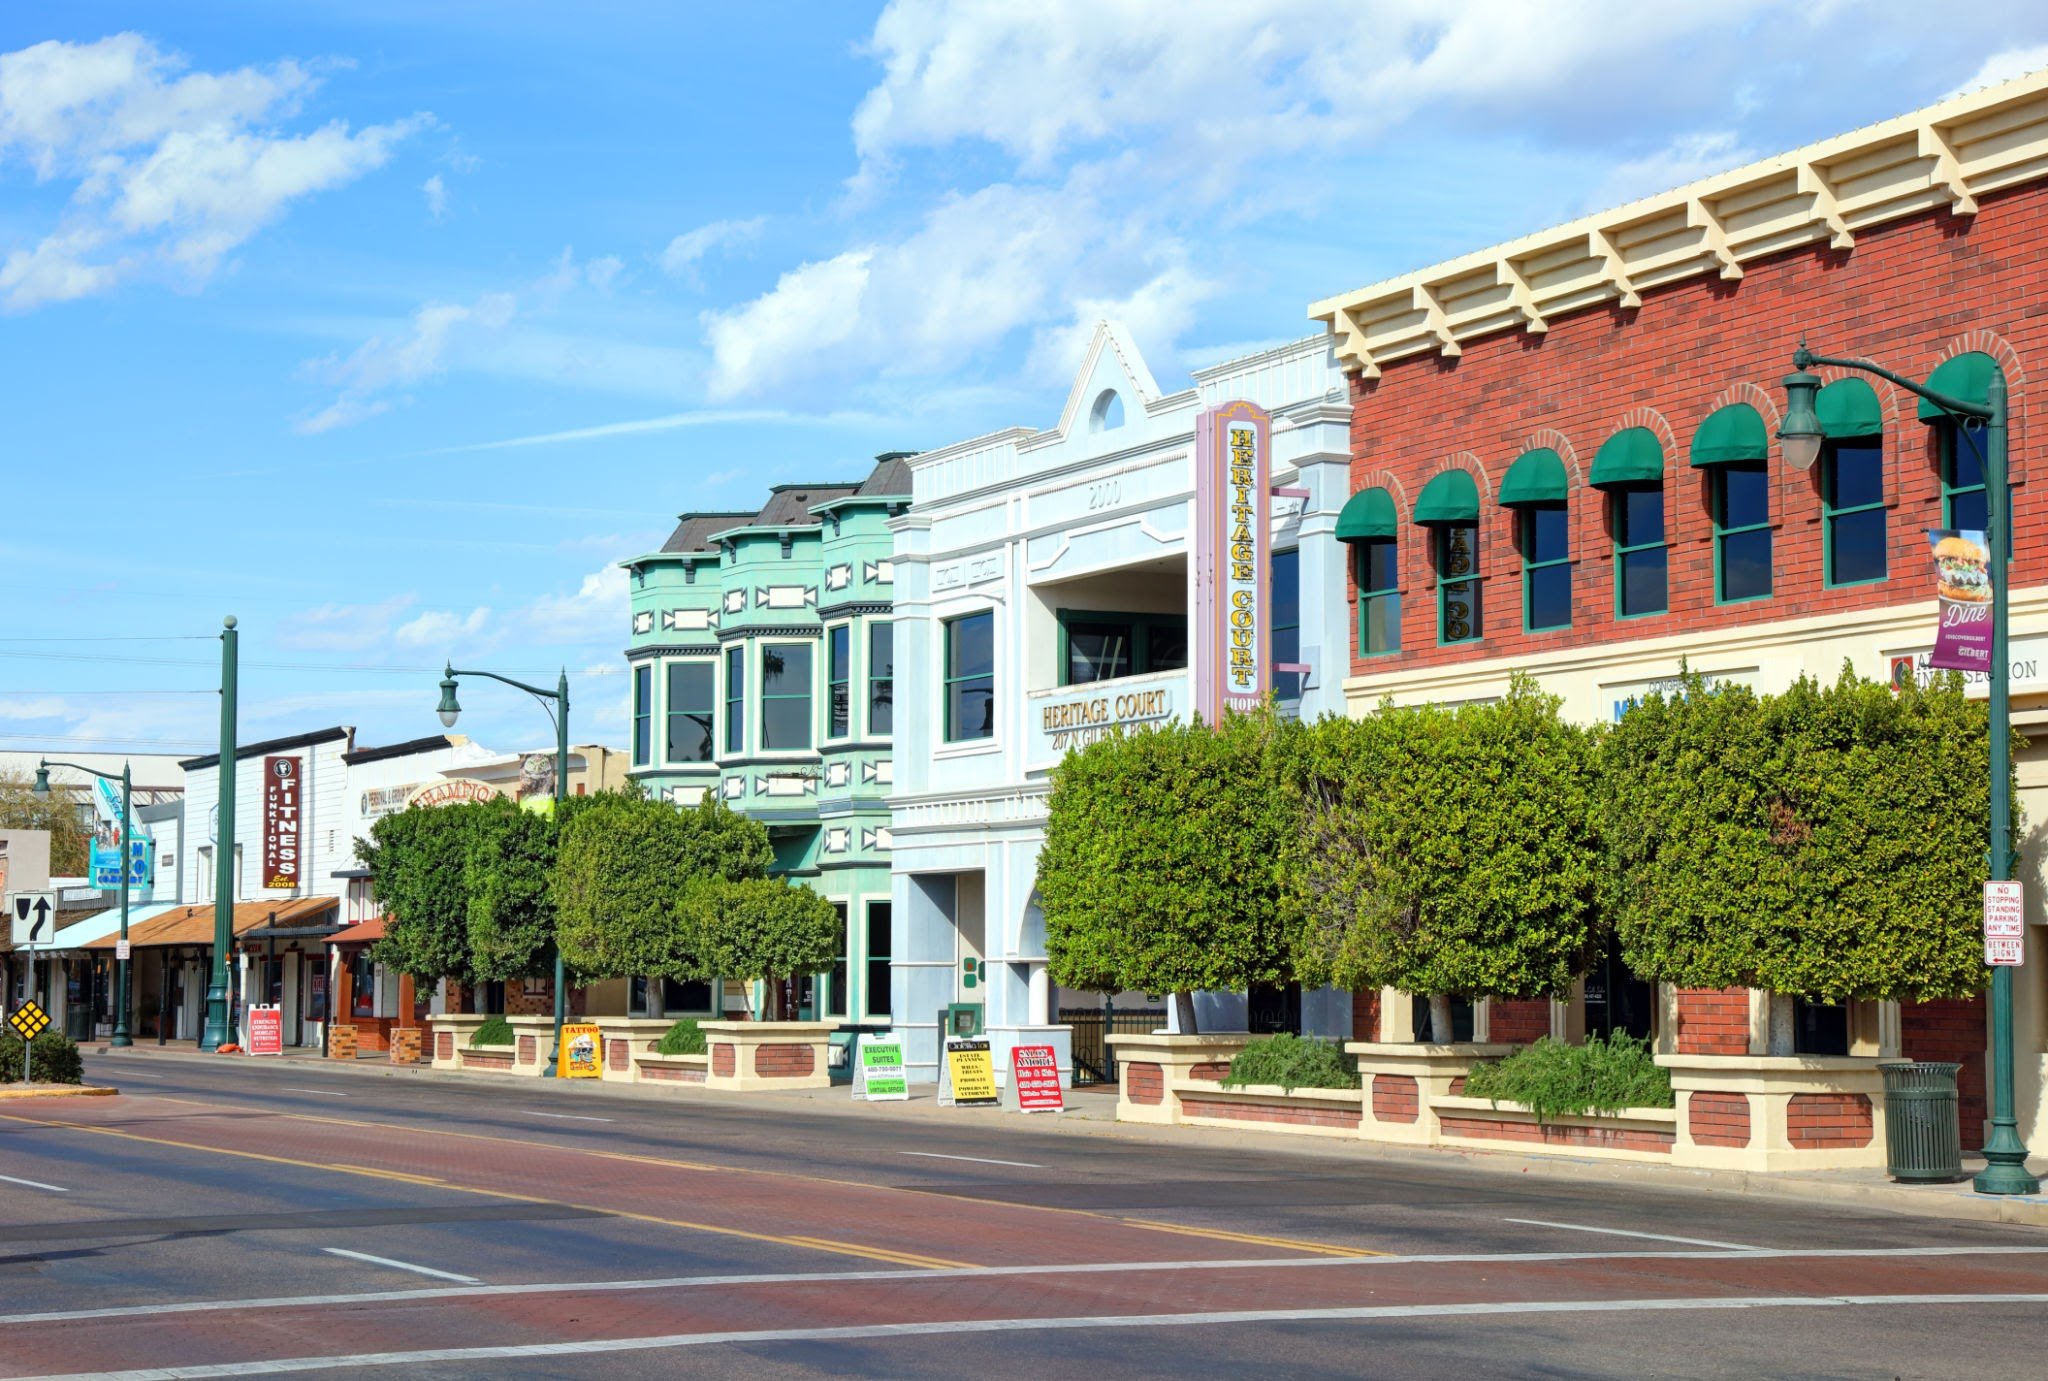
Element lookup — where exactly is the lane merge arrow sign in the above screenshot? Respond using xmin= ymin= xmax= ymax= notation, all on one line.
xmin=8 ymin=891 xmax=57 ymax=948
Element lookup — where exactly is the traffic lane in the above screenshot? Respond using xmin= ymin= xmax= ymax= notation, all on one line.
xmin=6 ymin=1247 xmax=2045 ymax=1379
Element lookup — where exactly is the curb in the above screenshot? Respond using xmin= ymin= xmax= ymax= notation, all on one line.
xmin=0 ymin=1084 xmax=118 ymax=1100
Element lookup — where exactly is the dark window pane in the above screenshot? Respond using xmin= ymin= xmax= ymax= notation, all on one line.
xmin=1363 ymin=593 xmax=1400 ymax=653
xmin=948 ymin=677 xmax=995 ymax=741
xmin=724 ymin=648 xmax=744 ymax=753
xmin=1147 ymin=621 xmax=1188 ymax=672
xmin=1721 ymin=528 xmax=1773 ymax=601
xmin=866 ymin=902 xmax=892 ymax=1017
xmin=1359 ymin=540 xmax=1397 ymax=593
xmin=948 ymin=612 xmax=993 ymax=678
xmin=1440 ymin=524 xmax=1477 ymax=579
xmin=1273 ymin=620 xmax=1300 ymax=700
xmin=1950 ymin=488 xmax=1989 ymax=535
xmin=1441 ymin=579 xmax=1481 ymax=642
xmin=1526 ymin=563 xmax=1571 ymax=630
xmin=828 ymin=627 xmax=850 ymax=738
xmin=1523 ymin=506 xmax=1569 ymax=564
xmin=1950 ymin=426 xmax=1986 ymax=492
xmin=1619 ymin=546 xmax=1667 ymax=616
xmin=760 ymin=643 xmax=813 ymax=752
xmin=763 ymin=643 xmax=810 ymax=693
xmin=1719 ymin=462 xmax=1770 ymax=530
xmin=666 ymin=662 xmax=715 ymax=762
xmin=632 ymin=665 xmax=651 ymax=765
xmin=1830 ymin=506 xmax=1888 ymax=584
xmin=868 ymin=623 xmax=893 ymax=736
xmin=662 ymin=978 xmax=713 ymax=1013
xmin=1271 ymin=548 xmax=1300 ymax=628
xmin=1616 ymin=487 xmax=1665 ymax=545
xmin=1066 ymin=621 xmax=1133 ymax=684
xmin=1830 ymin=442 xmax=1885 ymax=508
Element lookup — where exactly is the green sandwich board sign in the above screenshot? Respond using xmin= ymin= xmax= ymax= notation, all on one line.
xmin=854 ymin=1033 xmax=907 ymax=1101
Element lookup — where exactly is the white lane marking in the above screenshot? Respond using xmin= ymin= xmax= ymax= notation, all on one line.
xmin=284 ymin=1088 xmax=349 ymax=1098
xmin=524 ymin=1111 xmax=614 ymax=1123
xmin=1502 ymin=1218 xmax=1758 ymax=1251
xmin=321 ymin=1248 xmax=479 ymax=1284
xmin=900 ymin=1151 xmax=1044 ymax=1169
xmin=0 ymin=1172 xmax=68 ymax=1193
xmin=34 ymin=1293 xmax=2048 ymax=1378
xmin=112 ymin=1072 xmax=166 ymax=1080
xmin=4 ymin=1246 xmax=2043 ymax=1327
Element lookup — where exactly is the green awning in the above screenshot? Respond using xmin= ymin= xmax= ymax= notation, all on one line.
xmin=1499 ymin=448 xmax=1569 ymax=505
xmin=1334 ymin=486 xmax=1398 ymax=541
xmin=1412 ymin=469 xmax=1479 ymax=525
xmin=1919 ymin=351 xmax=1996 ymax=420
xmin=1689 ymin=404 xmax=1767 ymax=467
xmin=1817 ymin=377 xmax=1882 ymax=438
xmin=1589 ymin=427 xmax=1665 ymax=487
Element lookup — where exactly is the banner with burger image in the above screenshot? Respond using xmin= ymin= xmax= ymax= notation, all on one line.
xmin=1929 ymin=530 xmax=1994 ymax=672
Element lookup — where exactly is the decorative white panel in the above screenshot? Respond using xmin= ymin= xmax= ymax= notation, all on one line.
xmin=631 ymin=611 xmax=653 ymax=634
xmin=755 ymin=585 xmax=818 ymax=609
xmin=826 ymin=564 xmax=851 ymax=591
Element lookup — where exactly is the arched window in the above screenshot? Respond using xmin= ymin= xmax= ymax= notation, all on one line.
xmin=1089 ymin=388 xmax=1124 ymax=432
xmin=1691 ymin=404 xmax=1771 ymax=603
xmin=1500 ymin=448 xmax=1571 ymax=631
xmin=1591 ymin=427 xmax=1667 ymax=617
xmin=1921 ymin=353 xmax=2007 ymax=546
xmin=1816 ymin=378 xmax=1886 ymax=586
xmin=1336 ymin=487 xmax=1400 ymax=655
xmin=1413 ymin=470 xmax=1481 ymax=644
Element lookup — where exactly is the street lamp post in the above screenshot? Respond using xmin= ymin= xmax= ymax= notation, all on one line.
xmin=202 ymin=616 xmax=238 ymax=1052
xmin=436 ymin=662 xmax=570 ymax=1075
xmin=35 ymin=758 xmax=135 ymax=1047
xmin=1780 ymin=341 xmax=2038 ymax=1195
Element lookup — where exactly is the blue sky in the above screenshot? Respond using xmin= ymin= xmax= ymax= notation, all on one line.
xmin=5 ymin=2 xmax=2048 ymax=760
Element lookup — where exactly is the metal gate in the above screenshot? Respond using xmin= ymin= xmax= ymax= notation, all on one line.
xmin=1061 ymin=1007 xmax=1167 ymax=1085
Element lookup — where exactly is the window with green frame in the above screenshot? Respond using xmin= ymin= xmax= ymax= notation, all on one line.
xmin=1271 ymin=548 xmax=1301 ymax=698
xmin=1058 ymin=609 xmax=1189 ymax=685
xmin=631 ymin=663 xmax=652 ymax=765
xmin=1611 ymin=485 xmax=1667 ymax=617
xmin=944 ymin=611 xmax=995 ymax=742
xmin=867 ymin=622 xmax=893 ymax=736
xmin=1822 ymin=439 xmax=1887 ymax=586
xmin=760 ymin=643 xmax=813 ymax=751
xmin=825 ymin=903 xmax=848 ymax=1019
xmin=723 ymin=645 xmax=745 ymax=753
xmin=826 ymin=625 xmax=851 ymax=739
xmin=1940 ymin=421 xmax=2011 ymax=552
xmin=1353 ymin=539 xmax=1399 ymax=655
xmin=1519 ymin=505 xmax=1570 ymax=631
xmin=1714 ymin=461 xmax=1772 ymax=602
xmin=865 ymin=900 xmax=892 ymax=1019
xmin=665 ymin=661 xmax=715 ymax=763
xmin=1435 ymin=523 xmax=1480 ymax=644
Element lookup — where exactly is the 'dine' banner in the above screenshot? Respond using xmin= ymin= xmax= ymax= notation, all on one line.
xmin=1928 ymin=529 xmax=1993 ymax=672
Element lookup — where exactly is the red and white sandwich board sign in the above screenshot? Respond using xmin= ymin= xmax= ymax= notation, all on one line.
xmin=1011 ymin=1044 xmax=1065 ymax=1113
xmin=1985 ymin=881 xmax=2025 ymax=967
xmin=247 ymin=1004 xmax=284 ymax=1056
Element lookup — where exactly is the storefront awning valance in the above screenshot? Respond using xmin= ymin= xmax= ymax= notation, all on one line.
xmin=1589 ymin=427 xmax=1665 ymax=487
xmin=1412 ymin=469 xmax=1479 ymax=524
xmin=1817 ymin=377 xmax=1882 ymax=438
xmin=1334 ymin=486 xmax=1398 ymax=541
xmin=1689 ymin=404 xmax=1767 ymax=466
xmin=1498 ymin=448 xmax=1569 ymax=505
xmin=1919 ymin=351 xmax=1997 ymax=421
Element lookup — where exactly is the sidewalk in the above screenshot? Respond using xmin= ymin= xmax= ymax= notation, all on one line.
xmin=84 ymin=1040 xmax=2048 ymax=1230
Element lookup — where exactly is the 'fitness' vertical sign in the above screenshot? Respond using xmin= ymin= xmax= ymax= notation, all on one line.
xmin=1194 ymin=399 xmax=1271 ymax=723
xmin=263 ymin=755 xmax=302 ymax=890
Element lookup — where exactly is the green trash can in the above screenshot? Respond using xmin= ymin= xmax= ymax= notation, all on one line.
xmin=1879 ymin=1060 xmax=1963 ymax=1183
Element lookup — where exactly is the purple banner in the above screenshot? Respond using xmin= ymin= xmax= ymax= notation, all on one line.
xmin=1929 ymin=529 xmax=1993 ymax=673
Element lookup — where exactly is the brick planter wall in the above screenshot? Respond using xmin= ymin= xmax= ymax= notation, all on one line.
xmin=1676 ymin=989 xmax=1750 ymax=1055
xmin=711 ymin=1044 xmax=736 ymax=1078
xmin=1901 ymin=996 xmax=1988 ymax=1147
xmin=608 ymin=1038 xmax=632 ymax=1073
xmin=1688 ymin=1091 xmax=1752 ymax=1147
xmin=462 ymin=1049 xmax=514 ymax=1072
xmin=754 ymin=1044 xmax=815 ymax=1078
xmin=1787 ymin=1092 xmax=1875 ymax=1149
xmin=1371 ymin=1073 xmax=1419 ymax=1122
xmin=435 ymin=1030 xmax=454 ymax=1061
xmin=1188 ymin=1062 xmax=1230 ymax=1082
xmin=642 ymin=1062 xmax=707 ymax=1083
xmin=1352 ymin=988 xmax=1381 ymax=1043
xmin=1126 ymin=1062 xmax=1164 ymax=1105
xmin=390 ymin=1027 xmax=423 ymax=1065
xmin=326 ymin=1025 xmax=357 ymax=1061
xmin=517 ymin=1035 xmax=537 ymax=1065
xmin=1438 ymin=1113 xmax=1675 ymax=1154
xmin=1189 ymin=1097 xmax=1362 ymax=1131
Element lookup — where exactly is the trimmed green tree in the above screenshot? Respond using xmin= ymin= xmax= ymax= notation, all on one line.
xmin=465 ymin=795 xmax=559 ymax=984
xmin=361 ymin=800 xmax=487 ymax=1002
xmin=673 ymin=877 xmax=840 ymax=1020
xmin=552 ymin=792 xmax=773 ymax=982
xmin=1603 ymin=667 xmax=1999 ymax=1008
xmin=1039 ymin=710 xmax=1295 ymax=1034
xmin=1284 ymin=677 xmax=1602 ymax=1039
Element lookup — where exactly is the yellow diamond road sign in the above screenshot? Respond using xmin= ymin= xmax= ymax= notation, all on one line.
xmin=8 ymin=1001 xmax=49 ymax=1041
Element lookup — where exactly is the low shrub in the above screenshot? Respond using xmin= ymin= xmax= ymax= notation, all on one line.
xmin=1222 ymin=1032 xmax=1359 ymax=1092
xmin=655 ymin=1018 xmax=705 ymax=1056
xmin=1461 ymin=1032 xmax=1673 ymax=1121
xmin=0 ymin=1031 xmax=84 ymax=1084
xmin=470 ymin=1015 xmax=515 ymax=1047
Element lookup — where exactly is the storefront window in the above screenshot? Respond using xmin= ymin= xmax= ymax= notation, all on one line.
xmin=1272 ymin=548 xmax=1300 ymax=699
xmin=865 ymin=901 xmax=892 ymax=1019
xmin=1436 ymin=523 xmax=1481 ymax=644
xmin=1715 ymin=461 xmax=1772 ymax=602
xmin=665 ymin=661 xmax=715 ymax=763
xmin=868 ymin=623 xmax=894 ymax=736
xmin=1058 ymin=611 xmax=1189 ymax=686
xmin=1520 ymin=505 xmax=1571 ymax=631
xmin=724 ymin=646 xmax=745 ymax=753
xmin=1612 ymin=485 xmax=1668 ymax=616
xmin=662 ymin=977 xmax=714 ymax=1014
xmin=760 ymin=643 xmax=814 ymax=751
xmin=827 ymin=625 xmax=851 ymax=739
xmin=944 ymin=611 xmax=995 ymax=742
xmin=631 ymin=664 xmax=651 ymax=766
xmin=826 ymin=904 xmax=848 ymax=1019
xmin=350 ymin=949 xmax=375 ymax=1018
xmin=1823 ymin=439 xmax=1887 ymax=586
xmin=1355 ymin=539 xmax=1399 ymax=655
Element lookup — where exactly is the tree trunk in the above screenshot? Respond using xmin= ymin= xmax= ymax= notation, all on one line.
xmin=1174 ymin=990 xmax=1199 ymax=1035
xmin=1765 ymin=992 xmax=1794 ymax=1056
xmin=1427 ymin=993 xmax=1454 ymax=1045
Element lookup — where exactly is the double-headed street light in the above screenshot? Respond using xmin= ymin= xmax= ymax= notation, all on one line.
xmin=1780 ymin=341 xmax=2038 ymax=1196
xmin=436 ymin=662 xmax=570 ymax=1075
xmin=33 ymin=758 xmax=136 ymax=1047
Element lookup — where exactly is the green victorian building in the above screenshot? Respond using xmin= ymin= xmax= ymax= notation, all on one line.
xmin=620 ymin=454 xmax=911 ymax=1025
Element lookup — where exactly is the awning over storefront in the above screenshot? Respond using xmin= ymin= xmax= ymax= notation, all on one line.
xmin=1919 ymin=351 xmax=1996 ymax=420
xmin=1498 ymin=448 xmax=1569 ymax=505
xmin=1412 ymin=469 xmax=1479 ymax=524
xmin=1590 ymin=427 xmax=1665 ymax=487
xmin=0 ymin=905 xmax=130 ymax=955
xmin=83 ymin=897 xmax=338 ymax=951
xmin=1334 ymin=486 xmax=1398 ymax=541
xmin=1689 ymin=404 xmax=1767 ymax=466
xmin=1817 ymin=377 xmax=1882 ymax=437
xmin=241 ymin=924 xmax=344 ymax=944
xmin=330 ymin=916 xmax=388 ymax=947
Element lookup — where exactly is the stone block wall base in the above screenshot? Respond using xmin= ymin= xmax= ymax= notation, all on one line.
xmin=1107 ymin=1033 xmax=1255 ymax=1125
xmin=1348 ymin=1042 xmax=1517 ymax=1145
xmin=1662 ymin=1054 xmax=1888 ymax=1171
xmin=698 ymin=1020 xmax=834 ymax=1091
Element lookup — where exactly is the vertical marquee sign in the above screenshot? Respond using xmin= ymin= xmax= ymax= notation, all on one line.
xmin=262 ymin=755 xmax=302 ymax=890
xmin=1194 ymin=400 xmax=1272 ymax=723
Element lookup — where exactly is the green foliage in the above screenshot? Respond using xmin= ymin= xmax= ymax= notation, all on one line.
xmin=553 ymin=793 xmax=773 ymax=981
xmin=674 ymin=877 xmax=839 ymax=1019
xmin=1461 ymin=1033 xmax=1673 ymax=1120
xmin=0 ymin=1030 xmax=84 ymax=1083
xmin=1283 ymin=676 xmax=1601 ymax=1001
xmin=470 ymin=1015 xmax=514 ymax=1047
xmin=0 ymin=770 xmax=91 ymax=876
xmin=1221 ymin=1033 xmax=1359 ymax=1092
xmin=655 ymin=1017 xmax=706 ymax=1056
xmin=465 ymin=796 xmax=558 ymax=982
xmin=361 ymin=801 xmax=489 ymax=985
xmin=1603 ymin=667 xmax=2001 ymax=1001
xmin=1040 ymin=710 xmax=1295 ymax=1004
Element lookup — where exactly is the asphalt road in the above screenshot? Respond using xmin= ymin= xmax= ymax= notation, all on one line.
xmin=0 ymin=1051 xmax=2041 ymax=1378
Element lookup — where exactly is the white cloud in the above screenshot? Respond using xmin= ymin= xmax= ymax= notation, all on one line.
xmin=275 ymin=595 xmax=419 ymax=652
xmin=703 ymin=250 xmax=872 ymax=398
xmin=1948 ymin=44 xmax=2048 ymax=98
xmin=1025 ymin=260 xmax=1217 ymax=384
xmin=297 ymin=291 xmax=514 ymax=432
xmin=535 ymin=245 xmax=625 ymax=298
xmin=523 ymin=564 xmax=628 ymax=644
xmin=660 ymin=216 xmax=765 ymax=282
xmin=422 ymin=172 xmax=447 ymax=218
xmin=0 ymin=33 xmax=426 ymax=311
xmin=394 ymin=605 xmax=490 ymax=648
xmin=1586 ymin=130 xmax=1757 ymax=211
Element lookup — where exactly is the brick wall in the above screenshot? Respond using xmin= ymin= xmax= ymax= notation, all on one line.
xmin=1352 ymin=988 xmax=1381 ymax=1043
xmin=1188 ymin=1061 xmax=1230 ymax=1083
xmin=1371 ymin=1073 xmax=1419 ymax=1122
xmin=1186 ymin=1095 xmax=1362 ymax=1130
xmin=711 ymin=1043 xmax=736 ymax=1078
xmin=754 ymin=1043 xmax=815 ymax=1078
xmin=1125 ymin=1062 xmax=1164 ymax=1105
xmin=1345 ymin=188 xmax=2047 ymax=677
xmin=608 ymin=1038 xmax=631 ymax=1073
xmin=1439 ymin=1114 xmax=1674 ymax=1153
xmin=1675 ymin=988 xmax=1751 ymax=1056
xmin=1687 ymin=1091 xmax=1752 ymax=1147
xmin=1787 ymin=1092 xmax=1875 ymax=1148
xmin=1488 ymin=999 xmax=1550 ymax=1045
xmin=1902 ymin=995 xmax=1988 ymax=1147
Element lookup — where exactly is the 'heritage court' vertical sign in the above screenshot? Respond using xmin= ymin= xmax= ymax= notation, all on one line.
xmin=1194 ymin=400 xmax=1271 ymax=723
xmin=262 ymin=755 xmax=302 ymax=890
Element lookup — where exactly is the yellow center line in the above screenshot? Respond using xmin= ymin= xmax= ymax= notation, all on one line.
xmin=1118 ymin=1218 xmax=1388 ymax=1258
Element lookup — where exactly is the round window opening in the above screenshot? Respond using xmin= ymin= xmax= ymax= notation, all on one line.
xmin=1089 ymin=388 xmax=1125 ymax=432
